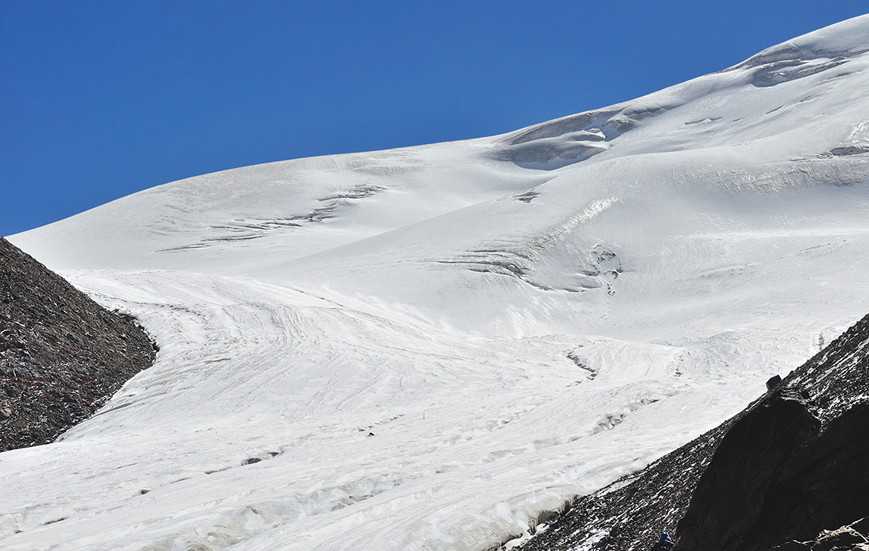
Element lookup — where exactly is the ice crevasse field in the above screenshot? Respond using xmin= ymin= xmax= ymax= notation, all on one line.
xmin=3 ymin=14 xmax=869 ymax=551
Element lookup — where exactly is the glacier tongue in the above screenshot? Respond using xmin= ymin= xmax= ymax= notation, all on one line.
xmin=4 ymin=14 xmax=869 ymax=551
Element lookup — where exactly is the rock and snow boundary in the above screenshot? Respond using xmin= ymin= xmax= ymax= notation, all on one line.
xmin=0 ymin=238 xmax=156 ymax=452
xmin=510 ymin=312 xmax=869 ymax=550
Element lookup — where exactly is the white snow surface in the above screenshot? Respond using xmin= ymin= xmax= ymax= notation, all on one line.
xmin=4 ymin=15 xmax=869 ymax=551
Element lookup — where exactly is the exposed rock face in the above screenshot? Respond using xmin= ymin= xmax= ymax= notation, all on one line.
xmin=0 ymin=238 xmax=156 ymax=451
xmin=513 ymin=314 xmax=869 ymax=551
xmin=674 ymin=394 xmax=821 ymax=549
xmin=676 ymin=399 xmax=868 ymax=550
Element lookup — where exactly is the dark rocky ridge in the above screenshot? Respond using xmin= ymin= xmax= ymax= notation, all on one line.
xmin=511 ymin=313 xmax=869 ymax=551
xmin=0 ymin=237 xmax=156 ymax=451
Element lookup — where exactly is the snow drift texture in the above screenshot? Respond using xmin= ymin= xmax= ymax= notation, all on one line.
xmin=3 ymin=14 xmax=869 ymax=551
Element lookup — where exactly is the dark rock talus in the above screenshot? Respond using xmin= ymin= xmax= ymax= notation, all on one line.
xmin=0 ymin=238 xmax=157 ymax=451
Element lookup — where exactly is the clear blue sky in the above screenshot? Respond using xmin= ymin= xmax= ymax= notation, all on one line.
xmin=2 ymin=1 xmax=866 ymax=236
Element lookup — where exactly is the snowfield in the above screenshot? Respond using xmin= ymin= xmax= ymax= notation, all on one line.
xmin=4 ymin=14 xmax=869 ymax=551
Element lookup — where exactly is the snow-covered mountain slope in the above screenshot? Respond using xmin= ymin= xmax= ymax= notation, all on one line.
xmin=3 ymin=14 xmax=869 ymax=551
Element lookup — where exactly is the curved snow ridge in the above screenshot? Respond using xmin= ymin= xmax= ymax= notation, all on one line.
xmin=730 ymin=13 xmax=869 ymax=71
xmin=158 ymin=183 xmax=389 ymax=252
xmin=432 ymin=197 xmax=622 ymax=293
xmin=494 ymin=106 xmax=650 ymax=170
xmin=727 ymin=19 xmax=869 ymax=89
xmin=493 ymin=14 xmax=869 ymax=170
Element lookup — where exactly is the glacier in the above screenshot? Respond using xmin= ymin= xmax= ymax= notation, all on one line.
xmin=3 ymin=14 xmax=869 ymax=551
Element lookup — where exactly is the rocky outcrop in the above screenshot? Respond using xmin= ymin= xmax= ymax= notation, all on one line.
xmin=512 ymin=314 xmax=869 ymax=551
xmin=676 ymin=399 xmax=869 ymax=550
xmin=772 ymin=519 xmax=869 ymax=551
xmin=0 ymin=238 xmax=157 ymax=451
